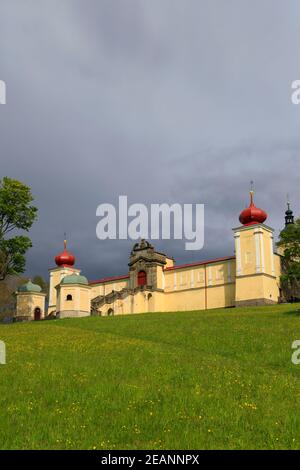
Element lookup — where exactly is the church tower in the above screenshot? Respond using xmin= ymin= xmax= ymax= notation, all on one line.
xmin=285 ymin=197 xmax=295 ymax=227
xmin=48 ymin=238 xmax=81 ymax=315
xmin=233 ymin=187 xmax=280 ymax=306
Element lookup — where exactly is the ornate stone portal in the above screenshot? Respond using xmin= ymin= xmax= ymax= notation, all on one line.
xmin=128 ymin=239 xmax=168 ymax=290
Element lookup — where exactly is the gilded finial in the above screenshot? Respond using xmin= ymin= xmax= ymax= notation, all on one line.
xmin=287 ymin=193 xmax=290 ymax=211
xmin=64 ymin=232 xmax=67 ymax=250
xmin=249 ymin=180 xmax=254 ymax=205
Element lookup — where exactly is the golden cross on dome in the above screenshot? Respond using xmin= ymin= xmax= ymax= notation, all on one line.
xmin=64 ymin=232 xmax=67 ymax=250
xmin=249 ymin=180 xmax=254 ymax=204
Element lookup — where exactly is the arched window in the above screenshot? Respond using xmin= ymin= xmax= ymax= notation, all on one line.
xmin=147 ymin=293 xmax=153 ymax=313
xmin=107 ymin=308 xmax=114 ymax=316
xmin=66 ymin=294 xmax=73 ymax=301
xmin=137 ymin=270 xmax=147 ymax=286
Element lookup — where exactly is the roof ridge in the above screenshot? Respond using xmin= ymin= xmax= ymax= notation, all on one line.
xmin=164 ymin=255 xmax=235 ymax=271
xmin=89 ymin=274 xmax=129 ymax=285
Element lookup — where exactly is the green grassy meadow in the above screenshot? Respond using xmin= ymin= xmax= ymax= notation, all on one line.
xmin=1 ymin=303 xmax=300 ymax=450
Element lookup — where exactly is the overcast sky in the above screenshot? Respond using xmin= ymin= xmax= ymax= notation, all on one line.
xmin=1 ymin=0 xmax=300 ymax=281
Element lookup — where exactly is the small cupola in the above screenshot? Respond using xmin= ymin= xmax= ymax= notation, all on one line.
xmin=18 ymin=280 xmax=42 ymax=293
xmin=60 ymin=274 xmax=88 ymax=285
xmin=285 ymin=196 xmax=295 ymax=227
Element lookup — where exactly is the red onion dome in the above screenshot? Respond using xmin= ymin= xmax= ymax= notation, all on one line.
xmin=239 ymin=191 xmax=267 ymax=226
xmin=55 ymin=239 xmax=75 ymax=267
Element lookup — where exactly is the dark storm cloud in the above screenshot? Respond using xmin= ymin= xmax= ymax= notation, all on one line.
xmin=0 ymin=0 xmax=300 ymax=280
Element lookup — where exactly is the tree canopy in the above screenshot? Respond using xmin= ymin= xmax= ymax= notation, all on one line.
xmin=32 ymin=275 xmax=49 ymax=295
xmin=277 ymin=219 xmax=300 ymax=301
xmin=0 ymin=177 xmax=38 ymax=281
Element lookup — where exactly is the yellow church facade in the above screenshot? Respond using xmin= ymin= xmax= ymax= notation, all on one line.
xmin=16 ymin=190 xmax=290 ymax=320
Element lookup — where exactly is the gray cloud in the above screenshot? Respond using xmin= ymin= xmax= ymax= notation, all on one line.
xmin=0 ymin=0 xmax=299 ymax=281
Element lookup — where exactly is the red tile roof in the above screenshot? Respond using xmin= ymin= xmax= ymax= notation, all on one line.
xmin=89 ymin=274 xmax=129 ymax=285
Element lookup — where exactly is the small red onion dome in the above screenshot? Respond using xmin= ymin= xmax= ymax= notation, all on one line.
xmin=55 ymin=239 xmax=75 ymax=267
xmin=239 ymin=191 xmax=267 ymax=226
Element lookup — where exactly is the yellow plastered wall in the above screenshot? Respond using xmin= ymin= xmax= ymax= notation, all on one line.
xmin=155 ymin=265 xmax=165 ymax=290
xmin=57 ymin=284 xmax=92 ymax=317
xmin=262 ymin=275 xmax=281 ymax=304
xmin=91 ymin=278 xmax=128 ymax=298
xmin=274 ymin=253 xmax=282 ymax=283
xmin=160 ymin=281 xmax=235 ymax=312
xmin=234 ymin=224 xmax=277 ymax=277
xmin=165 ymin=257 xmax=174 ymax=268
xmin=48 ymin=266 xmax=81 ymax=314
xmin=158 ymin=259 xmax=236 ymax=312
xmin=164 ymin=259 xmax=235 ymax=290
xmin=234 ymin=224 xmax=280 ymax=305
xmin=99 ymin=290 xmax=163 ymax=316
xmin=16 ymin=292 xmax=46 ymax=320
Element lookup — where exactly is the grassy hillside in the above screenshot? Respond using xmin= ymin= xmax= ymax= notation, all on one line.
xmin=0 ymin=304 xmax=300 ymax=450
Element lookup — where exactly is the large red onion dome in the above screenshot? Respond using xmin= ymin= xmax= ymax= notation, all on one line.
xmin=55 ymin=239 xmax=75 ymax=267
xmin=239 ymin=191 xmax=267 ymax=226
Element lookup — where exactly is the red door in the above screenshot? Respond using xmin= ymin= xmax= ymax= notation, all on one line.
xmin=34 ymin=307 xmax=41 ymax=321
xmin=137 ymin=270 xmax=147 ymax=286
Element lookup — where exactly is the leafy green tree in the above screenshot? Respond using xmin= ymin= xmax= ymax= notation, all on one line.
xmin=32 ymin=275 xmax=49 ymax=296
xmin=0 ymin=276 xmax=27 ymax=318
xmin=0 ymin=177 xmax=38 ymax=281
xmin=277 ymin=219 xmax=300 ymax=301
